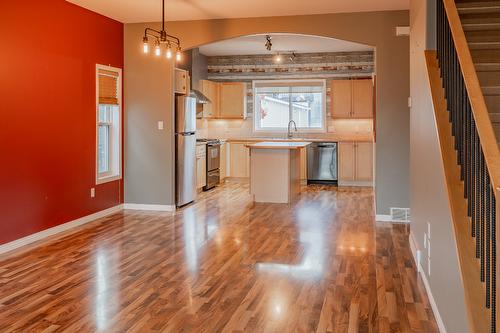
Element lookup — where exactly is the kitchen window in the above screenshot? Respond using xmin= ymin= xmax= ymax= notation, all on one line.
xmin=253 ymin=80 xmax=326 ymax=133
xmin=96 ymin=64 xmax=122 ymax=184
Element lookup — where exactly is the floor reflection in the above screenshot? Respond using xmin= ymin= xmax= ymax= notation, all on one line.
xmin=94 ymin=246 xmax=119 ymax=331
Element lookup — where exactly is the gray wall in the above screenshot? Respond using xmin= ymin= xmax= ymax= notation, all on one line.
xmin=124 ymin=23 xmax=175 ymax=206
xmin=124 ymin=11 xmax=410 ymax=214
xmin=409 ymin=0 xmax=468 ymax=331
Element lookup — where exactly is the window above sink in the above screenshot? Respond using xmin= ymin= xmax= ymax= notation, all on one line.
xmin=253 ymin=79 xmax=326 ymax=134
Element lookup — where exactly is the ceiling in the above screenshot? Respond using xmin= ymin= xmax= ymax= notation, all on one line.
xmin=66 ymin=0 xmax=409 ymax=23
xmin=198 ymin=34 xmax=373 ymax=56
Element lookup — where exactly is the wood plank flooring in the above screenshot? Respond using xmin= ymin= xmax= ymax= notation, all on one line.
xmin=0 ymin=182 xmax=439 ymax=332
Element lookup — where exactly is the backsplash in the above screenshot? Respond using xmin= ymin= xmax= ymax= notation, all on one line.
xmin=197 ymin=118 xmax=373 ymax=140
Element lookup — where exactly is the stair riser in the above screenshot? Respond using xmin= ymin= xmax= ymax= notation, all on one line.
xmin=485 ymin=95 xmax=500 ymax=113
xmin=477 ymin=71 xmax=500 ymax=86
xmin=471 ymin=49 xmax=500 ymax=63
xmin=465 ymin=30 xmax=500 ymax=42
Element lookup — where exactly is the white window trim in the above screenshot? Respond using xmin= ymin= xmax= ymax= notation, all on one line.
xmin=96 ymin=64 xmax=122 ymax=185
xmin=252 ymin=79 xmax=327 ymax=134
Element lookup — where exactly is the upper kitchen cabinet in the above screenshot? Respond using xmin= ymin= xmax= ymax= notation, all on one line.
xmin=219 ymin=82 xmax=247 ymax=119
xmin=174 ymin=68 xmax=190 ymax=95
xmin=200 ymin=79 xmax=219 ymax=118
xmin=331 ymin=79 xmax=373 ymax=119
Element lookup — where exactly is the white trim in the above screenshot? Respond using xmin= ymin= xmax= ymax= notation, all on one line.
xmin=123 ymin=203 xmax=176 ymax=212
xmin=409 ymin=232 xmax=446 ymax=333
xmin=419 ymin=260 xmax=447 ymax=333
xmin=96 ymin=64 xmax=123 ymax=185
xmin=0 ymin=205 xmax=123 ymax=255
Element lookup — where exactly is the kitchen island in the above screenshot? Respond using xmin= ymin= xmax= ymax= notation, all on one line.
xmin=246 ymin=141 xmax=311 ymax=203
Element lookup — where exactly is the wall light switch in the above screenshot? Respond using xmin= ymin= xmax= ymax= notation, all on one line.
xmin=90 ymin=188 xmax=95 ymax=198
xmin=158 ymin=121 xmax=164 ymax=130
xmin=408 ymin=97 xmax=412 ymax=108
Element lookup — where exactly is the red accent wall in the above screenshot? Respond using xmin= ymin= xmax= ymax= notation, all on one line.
xmin=0 ymin=0 xmax=124 ymax=245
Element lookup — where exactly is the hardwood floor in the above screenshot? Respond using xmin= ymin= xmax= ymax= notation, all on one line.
xmin=0 ymin=182 xmax=439 ymax=332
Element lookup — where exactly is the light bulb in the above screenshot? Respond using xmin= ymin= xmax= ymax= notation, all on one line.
xmin=155 ymin=44 xmax=161 ymax=57
xmin=176 ymin=51 xmax=181 ymax=62
xmin=166 ymin=47 xmax=172 ymax=59
xmin=275 ymin=54 xmax=282 ymax=63
xmin=142 ymin=36 xmax=149 ymax=54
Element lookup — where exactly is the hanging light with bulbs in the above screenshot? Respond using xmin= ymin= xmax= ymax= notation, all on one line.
xmin=142 ymin=0 xmax=182 ymax=61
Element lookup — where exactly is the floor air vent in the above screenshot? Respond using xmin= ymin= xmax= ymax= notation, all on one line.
xmin=390 ymin=207 xmax=410 ymax=222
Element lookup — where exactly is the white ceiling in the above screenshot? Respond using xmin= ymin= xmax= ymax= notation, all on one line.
xmin=198 ymin=34 xmax=373 ymax=56
xmin=66 ymin=0 xmax=409 ymax=23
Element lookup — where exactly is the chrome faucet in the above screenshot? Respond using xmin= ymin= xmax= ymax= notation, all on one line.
xmin=287 ymin=120 xmax=297 ymax=139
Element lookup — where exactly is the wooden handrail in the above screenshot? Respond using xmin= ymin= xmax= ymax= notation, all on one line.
xmin=443 ymin=0 xmax=500 ymax=192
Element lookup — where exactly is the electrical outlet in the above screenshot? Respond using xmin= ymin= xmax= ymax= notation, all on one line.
xmin=158 ymin=121 xmax=164 ymax=130
xmin=90 ymin=188 xmax=95 ymax=198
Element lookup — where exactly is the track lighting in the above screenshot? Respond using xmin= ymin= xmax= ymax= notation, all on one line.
xmin=265 ymin=35 xmax=272 ymax=51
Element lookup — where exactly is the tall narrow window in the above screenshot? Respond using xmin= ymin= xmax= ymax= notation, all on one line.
xmin=253 ymin=80 xmax=326 ymax=133
xmin=96 ymin=65 xmax=122 ymax=184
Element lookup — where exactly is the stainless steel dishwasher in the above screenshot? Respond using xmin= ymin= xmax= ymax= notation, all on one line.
xmin=307 ymin=142 xmax=338 ymax=184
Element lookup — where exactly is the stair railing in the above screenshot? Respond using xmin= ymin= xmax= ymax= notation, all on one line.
xmin=437 ymin=0 xmax=500 ymax=332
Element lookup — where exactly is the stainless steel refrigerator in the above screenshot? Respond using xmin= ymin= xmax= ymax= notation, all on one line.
xmin=175 ymin=96 xmax=197 ymax=207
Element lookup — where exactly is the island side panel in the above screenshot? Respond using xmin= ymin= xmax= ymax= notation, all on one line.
xmin=289 ymin=148 xmax=302 ymax=203
xmin=249 ymin=148 xmax=290 ymax=203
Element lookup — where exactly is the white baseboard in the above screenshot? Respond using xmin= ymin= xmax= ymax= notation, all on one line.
xmin=0 ymin=205 xmax=123 ymax=255
xmin=409 ymin=232 xmax=447 ymax=333
xmin=123 ymin=203 xmax=176 ymax=211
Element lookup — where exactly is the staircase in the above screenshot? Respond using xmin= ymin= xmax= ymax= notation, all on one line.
xmin=458 ymin=0 xmax=500 ymax=143
xmin=427 ymin=1 xmax=500 ymax=332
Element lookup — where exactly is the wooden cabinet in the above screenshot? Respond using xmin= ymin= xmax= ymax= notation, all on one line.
xmin=229 ymin=143 xmax=250 ymax=178
xmin=331 ymin=80 xmax=352 ymax=118
xmin=352 ymin=80 xmax=374 ymax=119
xmin=300 ymin=148 xmax=307 ymax=181
xmin=331 ymin=79 xmax=373 ymax=119
xmin=175 ymin=68 xmax=189 ymax=95
xmin=220 ymin=142 xmax=227 ymax=181
xmin=219 ymin=82 xmax=247 ymax=119
xmin=196 ymin=144 xmax=206 ymax=189
xmin=200 ymin=79 xmax=219 ymax=118
xmin=338 ymin=142 xmax=373 ymax=186
xmin=199 ymin=81 xmax=247 ymax=119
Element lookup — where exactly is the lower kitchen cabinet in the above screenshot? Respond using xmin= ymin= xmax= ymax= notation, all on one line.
xmin=220 ymin=142 xmax=227 ymax=181
xmin=196 ymin=144 xmax=207 ymax=189
xmin=300 ymin=148 xmax=307 ymax=181
xmin=338 ymin=142 xmax=373 ymax=186
xmin=229 ymin=143 xmax=250 ymax=178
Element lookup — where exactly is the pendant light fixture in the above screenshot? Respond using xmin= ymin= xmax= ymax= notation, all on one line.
xmin=142 ymin=0 xmax=182 ymax=61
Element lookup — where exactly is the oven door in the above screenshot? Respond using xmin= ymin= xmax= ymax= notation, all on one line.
xmin=206 ymin=144 xmax=220 ymax=172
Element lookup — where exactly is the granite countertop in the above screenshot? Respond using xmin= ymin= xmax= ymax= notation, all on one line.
xmin=226 ymin=134 xmax=374 ymax=143
xmin=246 ymin=141 xmax=312 ymax=150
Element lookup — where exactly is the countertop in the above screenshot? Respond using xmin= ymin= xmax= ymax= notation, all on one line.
xmin=246 ymin=141 xmax=311 ymax=150
xmin=225 ymin=135 xmax=373 ymax=143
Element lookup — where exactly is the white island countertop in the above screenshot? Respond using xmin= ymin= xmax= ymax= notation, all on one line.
xmin=246 ymin=141 xmax=311 ymax=150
